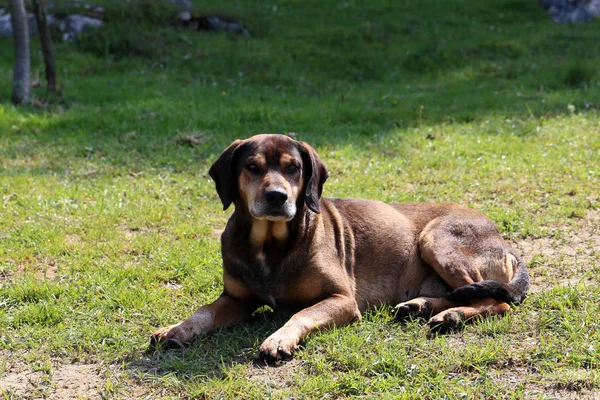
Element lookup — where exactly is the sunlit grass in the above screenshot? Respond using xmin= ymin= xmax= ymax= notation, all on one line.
xmin=1 ymin=0 xmax=599 ymax=398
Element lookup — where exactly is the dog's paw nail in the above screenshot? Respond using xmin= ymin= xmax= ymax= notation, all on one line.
xmin=149 ymin=331 xmax=173 ymax=348
xmin=393 ymin=305 xmax=409 ymax=319
xmin=258 ymin=349 xmax=278 ymax=365
xmin=278 ymin=347 xmax=293 ymax=361
xmin=258 ymin=344 xmax=294 ymax=364
xmin=443 ymin=310 xmax=465 ymax=328
xmin=394 ymin=303 xmax=416 ymax=315
xmin=165 ymin=338 xmax=184 ymax=349
xmin=149 ymin=335 xmax=163 ymax=349
xmin=394 ymin=302 xmax=430 ymax=320
xmin=427 ymin=310 xmax=465 ymax=335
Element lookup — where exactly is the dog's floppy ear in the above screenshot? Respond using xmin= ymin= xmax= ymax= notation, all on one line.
xmin=298 ymin=141 xmax=328 ymax=214
xmin=209 ymin=139 xmax=244 ymax=210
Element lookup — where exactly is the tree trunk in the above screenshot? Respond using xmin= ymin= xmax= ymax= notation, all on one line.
xmin=9 ymin=0 xmax=30 ymax=105
xmin=32 ymin=0 xmax=58 ymax=92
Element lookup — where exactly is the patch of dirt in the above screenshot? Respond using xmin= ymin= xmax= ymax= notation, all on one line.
xmin=488 ymin=367 xmax=600 ymax=400
xmin=172 ymin=133 xmax=209 ymax=147
xmin=4 ymin=258 xmax=59 ymax=283
xmin=0 ymin=364 xmax=46 ymax=399
xmin=36 ymin=264 xmax=58 ymax=280
xmin=51 ymin=364 xmax=106 ymax=399
xmin=510 ymin=210 xmax=600 ymax=294
xmin=118 ymin=222 xmax=140 ymax=239
xmin=0 ymin=353 xmax=44 ymax=399
xmin=64 ymin=233 xmax=82 ymax=246
xmin=246 ymin=358 xmax=306 ymax=393
xmin=117 ymin=222 xmax=174 ymax=241
xmin=0 ymin=355 xmax=153 ymax=399
xmin=164 ymin=281 xmax=183 ymax=290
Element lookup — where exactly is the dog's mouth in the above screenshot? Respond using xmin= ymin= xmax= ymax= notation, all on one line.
xmin=249 ymin=202 xmax=296 ymax=221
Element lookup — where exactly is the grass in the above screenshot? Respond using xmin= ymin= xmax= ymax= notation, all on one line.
xmin=1 ymin=0 xmax=599 ymax=398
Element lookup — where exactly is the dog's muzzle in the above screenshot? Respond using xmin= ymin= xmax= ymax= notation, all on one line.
xmin=250 ymin=189 xmax=296 ymax=221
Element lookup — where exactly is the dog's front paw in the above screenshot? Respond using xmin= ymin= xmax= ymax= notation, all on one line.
xmin=150 ymin=322 xmax=194 ymax=349
xmin=258 ymin=330 xmax=298 ymax=364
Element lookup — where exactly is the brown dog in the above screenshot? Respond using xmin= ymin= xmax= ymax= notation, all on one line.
xmin=152 ymin=134 xmax=529 ymax=362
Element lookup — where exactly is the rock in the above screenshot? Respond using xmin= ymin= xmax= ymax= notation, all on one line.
xmin=540 ymin=0 xmax=600 ymax=23
xmin=0 ymin=11 xmax=54 ymax=37
xmin=0 ymin=12 xmax=38 ymax=36
xmin=60 ymin=14 xmax=103 ymax=42
xmin=176 ymin=14 xmax=250 ymax=37
xmin=0 ymin=13 xmax=11 ymax=36
xmin=206 ymin=17 xmax=250 ymax=36
xmin=178 ymin=11 xmax=192 ymax=22
xmin=0 ymin=10 xmax=101 ymax=40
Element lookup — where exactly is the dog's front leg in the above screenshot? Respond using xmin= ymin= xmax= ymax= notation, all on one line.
xmin=259 ymin=294 xmax=361 ymax=362
xmin=152 ymin=294 xmax=261 ymax=348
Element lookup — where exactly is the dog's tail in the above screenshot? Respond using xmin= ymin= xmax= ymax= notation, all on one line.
xmin=444 ymin=249 xmax=530 ymax=304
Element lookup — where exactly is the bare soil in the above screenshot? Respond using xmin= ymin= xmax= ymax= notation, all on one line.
xmin=0 ymin=354 xmax=152 ymax=399
xmin=510 ymin=210 xmax=600 ymax=294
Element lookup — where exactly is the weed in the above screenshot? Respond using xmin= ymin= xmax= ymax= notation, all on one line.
xmin=564 ymin=61 xmax=597 ymax=88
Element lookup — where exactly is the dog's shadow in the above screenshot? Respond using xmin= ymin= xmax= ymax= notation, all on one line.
xmin=124 ymin=309 xmax=289 ymax=381
xmin=123 ymin=307 xmax=465 ymax=384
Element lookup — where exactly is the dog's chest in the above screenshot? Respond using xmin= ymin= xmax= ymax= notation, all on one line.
xmin=233 ymin=249 xmax=313 ymax=315
xmin=245 ymin=250 xmax=291 ymax=294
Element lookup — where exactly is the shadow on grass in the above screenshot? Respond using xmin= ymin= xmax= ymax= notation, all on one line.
xmin=125 ymin=309 xmax=288 ymax=380
xmin=1 ymin=0 xmax=599 ymax=177
xmin=125 ymin=306 xmax=463 ymax=382
xmin=0 ymin=84 xmax=596 ymax=180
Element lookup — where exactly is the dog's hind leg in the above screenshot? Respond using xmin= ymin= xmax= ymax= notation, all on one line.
xmin=418 ymin=212 xmax=515 ymax=288
xmin=428 ymin=298 xmax=511 ymax=333
xmin=410 ymin=214 xmax=519 ymax=331
xmin=394 ymin=276 xmax=458 ymax=320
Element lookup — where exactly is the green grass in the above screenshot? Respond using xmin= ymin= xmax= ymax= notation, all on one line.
xmin=1 ymin=0 xmax=600 ymax=398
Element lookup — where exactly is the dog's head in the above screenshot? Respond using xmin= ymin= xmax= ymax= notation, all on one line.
xmin=209 ymin=134 xmax=328 ymax=220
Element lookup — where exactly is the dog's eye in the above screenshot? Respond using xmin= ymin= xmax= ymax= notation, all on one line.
xmin=246 ymin=163 xmax=259 ymax=172
xmin=288 ymin=164 xmax=300 ymax=173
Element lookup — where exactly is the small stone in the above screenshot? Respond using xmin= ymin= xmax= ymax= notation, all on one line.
xmin=178 ymin=11 xmax=191 ymax=21
xmin=61 ymin=14 xmax=103 ymax=41
xmin=540 ymin=0 xmax=600 ymax=23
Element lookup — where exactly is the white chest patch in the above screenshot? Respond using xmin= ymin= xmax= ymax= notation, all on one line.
xmin=250 ymin=219 xmax=269 ymax=245
xmin=250 ymin=219 xmax=289 ymax=245
xmin=271 ymin=221 xmax=289 ymax=242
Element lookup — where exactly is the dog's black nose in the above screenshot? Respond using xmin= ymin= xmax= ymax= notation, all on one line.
xmin=265 ymin=189 xmax=288 ymax=207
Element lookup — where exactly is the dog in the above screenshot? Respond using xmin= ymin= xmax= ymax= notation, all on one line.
xmin=152 ymin=134 xmax=529 ymax=363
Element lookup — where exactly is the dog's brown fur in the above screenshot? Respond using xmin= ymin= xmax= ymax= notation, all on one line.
xmin=152 ymin=134 xmax=529 ymax=362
